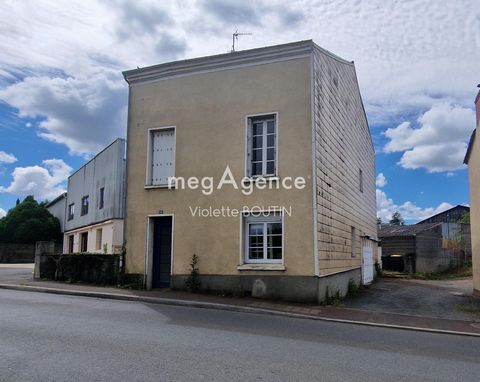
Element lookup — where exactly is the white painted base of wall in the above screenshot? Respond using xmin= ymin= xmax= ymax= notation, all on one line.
xmin=63 ymin=219 xmax=124 ymax=254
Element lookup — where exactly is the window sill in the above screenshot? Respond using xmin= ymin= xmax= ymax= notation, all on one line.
xmin=243 ymin=176 xmax=280 ymax=183
xmin=144 ymin=185 xmax=174 ymax=189
xmin=237 ymin=264 xmax=286 ymax=271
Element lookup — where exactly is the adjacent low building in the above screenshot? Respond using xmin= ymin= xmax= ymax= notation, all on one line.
xmin=45 ymin=192 xmax=67 ymax=232
xmin=379 ymin=223 xmax=445 ymax=273
xmin=63 ymin=138 xmax=126 ymax=254
xmin=122 ymin=40 xmax=378 ymax=302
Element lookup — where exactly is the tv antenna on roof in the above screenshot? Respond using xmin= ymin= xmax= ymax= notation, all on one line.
xmin=231 ymin=30 xmax=252 ymax=52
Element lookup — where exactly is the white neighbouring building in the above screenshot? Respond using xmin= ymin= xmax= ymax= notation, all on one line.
xmin=63 ymin=138 xmax=126 ymax=254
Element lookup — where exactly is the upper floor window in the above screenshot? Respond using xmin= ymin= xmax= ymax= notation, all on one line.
xmin=247 ymin=114 xmax=277 ymax=177
xmin=98 ymin=187 xmax=104 ymax=210
xmin=147 ymin=127 xmax=176 ymax=186
xmin=68 ymin=203 xmax=74 ymax=221
xmin=81 ymin=195 xmax=89 ymax=216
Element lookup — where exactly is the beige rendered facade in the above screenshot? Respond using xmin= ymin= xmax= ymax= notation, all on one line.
xmin=123 ymin=40 xmax=377 ymax=302
xmin=464 ymin=88 xmax=480 ymax=296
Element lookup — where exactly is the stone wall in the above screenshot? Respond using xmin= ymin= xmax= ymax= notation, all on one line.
xmin=0 ymin=243 xmax=36 ymax=263
xmin=35 ymin=253 xmax=121 ymax=285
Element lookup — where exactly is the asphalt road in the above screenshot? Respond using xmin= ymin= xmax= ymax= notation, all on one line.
xmin=0 ymin=289 xmax=479 ymax=382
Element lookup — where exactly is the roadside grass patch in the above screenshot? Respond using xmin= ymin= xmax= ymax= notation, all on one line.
xmin=455 ymin=302 xmax=480 ymax=316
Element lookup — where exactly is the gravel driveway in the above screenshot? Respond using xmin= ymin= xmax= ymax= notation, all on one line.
xmin=345 ymin=277 xmax=480 ymax=321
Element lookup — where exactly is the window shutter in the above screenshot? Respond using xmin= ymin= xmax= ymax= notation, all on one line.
xmin=151 ymin=128 xmax=176 ymax=185
xmin=247 ymin=118 xmax=252 ymax=177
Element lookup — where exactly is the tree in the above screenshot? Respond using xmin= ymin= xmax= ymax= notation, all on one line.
xmin=0 ymin=195 xmax=62 ymax=244
xmin=389 ymin=211 xmax=404 ymax=226
xmin=459 ymin=212 xmax=470 ymax=224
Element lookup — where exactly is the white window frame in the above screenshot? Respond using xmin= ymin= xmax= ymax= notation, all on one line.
xmin=245 ymin=112 xmax=278 ymax=178
xmin=242 ymin=211 xmax=284 ymax=264
xmin=145 ymin=126 xmax=176 ymax=188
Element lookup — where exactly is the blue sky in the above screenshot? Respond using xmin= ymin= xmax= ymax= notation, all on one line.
xmin=0 ymin=0 xmax=478 ymax=223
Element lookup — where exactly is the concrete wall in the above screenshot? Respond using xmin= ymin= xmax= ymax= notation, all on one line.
xmin=172 ymin=268 xmax=361 ymax=303
xmin=415 ymin=228 xmax=449 ymax=273
xmin=65 ymin=139 xmax=126 ymax=232
xmin=125 ymin=56 xmax=314 ymax=280
xmin=467 ymin=130 xmax=480 ymax=294
xmin=63 ymin=219 xmax=123 ymax=254
xmin=312 ymin=45 xmax=377 ymax=276
xmin=0 ymin=243 xmax=35 ymax=263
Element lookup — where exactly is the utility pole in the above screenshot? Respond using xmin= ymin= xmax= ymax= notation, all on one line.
xmin=231 ymin=30 xmax=252 ymax=52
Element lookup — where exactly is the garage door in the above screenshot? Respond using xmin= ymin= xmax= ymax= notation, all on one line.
xmin=362 ymin=238 xmax=374 ymax=285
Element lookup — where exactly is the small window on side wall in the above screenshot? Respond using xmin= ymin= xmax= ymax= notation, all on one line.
xmin=246 ymin=114 xmax=277 ymax=177
xmin=351 ymin=226 xmax=356 ymax=257
xmin=99 ymin=187 xmax=104 ymax=210
xmin=359 ymin=169 xmax=363 ymax=193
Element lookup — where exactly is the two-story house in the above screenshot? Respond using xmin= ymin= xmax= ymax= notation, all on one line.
xmin=63 ymin=138 xmax=126 ymax=254
xmin=122 ymin=40 xmax=377 ymax=302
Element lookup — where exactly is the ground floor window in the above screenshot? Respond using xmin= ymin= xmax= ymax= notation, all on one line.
xmin=243 ymin=211 xmax=283 ymax=263
xmin=80 ymin=232 xmax=88 ymax=252
xmin=96 ymin=228 xmax=103 ymax=250
xmin=68 ymin=235 xmax=74 ymax=253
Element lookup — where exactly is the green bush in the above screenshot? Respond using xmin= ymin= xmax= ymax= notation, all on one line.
xmin=185 ymin=254 xmax=201 ymax=292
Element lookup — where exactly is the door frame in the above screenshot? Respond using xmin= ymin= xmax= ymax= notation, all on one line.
xmin=145 ymin=214 xmax=175 ymax=289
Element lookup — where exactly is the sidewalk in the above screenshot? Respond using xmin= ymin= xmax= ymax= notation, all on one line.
xmin=1 ymin=272 xmax=480 ymax=337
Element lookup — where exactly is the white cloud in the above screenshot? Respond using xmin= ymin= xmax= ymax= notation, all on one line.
xmin=0 ymin=207 xmax=6 ymax=218
xmin=375 ymin=173 xmax=387 ymax=188
xmin=0 ymin=159 xmax=72 ymax=201
xmin=0 ymin=151 xmax=17 ymax=164
xmin=0 ymin=69 xmax=127 ymax=157
xmin=376 ymin=188 xmax=453 ymax=223
xmin=383 ymin=103 xmax=475 ymax=172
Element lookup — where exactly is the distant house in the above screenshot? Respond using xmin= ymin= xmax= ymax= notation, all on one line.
xmin=122 ymin=40 xmax=378 ymax=302
xmin=63 ymin=138 xmax=126 ymax=254
xmin=45 ymin=192 xmax=67 ymax=233
xmin=379 ymin=223 xmax=448 ymax=273
xmin=464 ymin=85 xmax=480 ymax=296
xmin=417 ymin=205 xmax=471 ymax=261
